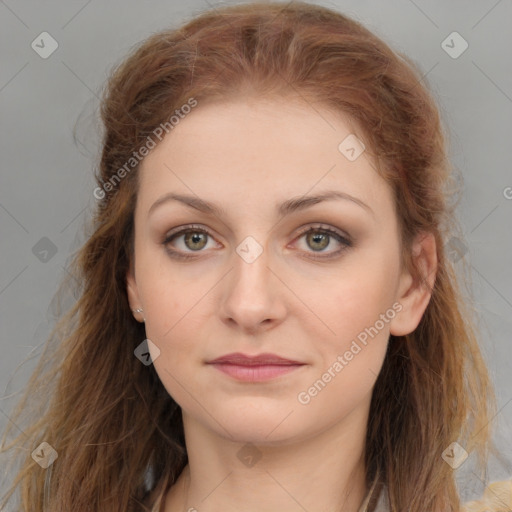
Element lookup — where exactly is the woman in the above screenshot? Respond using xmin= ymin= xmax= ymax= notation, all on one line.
xmin=0 ymin=2 xmax=503 ymax=511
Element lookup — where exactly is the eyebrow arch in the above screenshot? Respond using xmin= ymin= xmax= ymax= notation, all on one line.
xmin=148 ymin=190 xmax=374 ymax=218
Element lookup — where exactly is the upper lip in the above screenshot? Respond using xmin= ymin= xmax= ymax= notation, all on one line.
xmin=207 ymin=352 xmax=304 ymax=365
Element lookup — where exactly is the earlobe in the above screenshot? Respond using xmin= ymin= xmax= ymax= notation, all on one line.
xmin=126 ymin=268 xmax=144 ymax=322
xmin=389 ymin=232 xmax=437 ymax=337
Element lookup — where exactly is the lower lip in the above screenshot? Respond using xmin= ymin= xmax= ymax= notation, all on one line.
xmin=209 ymin=363 xmax=304 ymax=382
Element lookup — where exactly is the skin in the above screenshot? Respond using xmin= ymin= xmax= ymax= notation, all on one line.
xmin=126 ymin=96 xmax=437 ymax=512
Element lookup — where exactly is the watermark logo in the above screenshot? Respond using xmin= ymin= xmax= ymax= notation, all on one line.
xmin=338 ymin=134 xmax=366 ymax=162
xmin=236 ymin=442 xmax=262 ymax=468
xmin=441 ymin=31 xmax=469 ymax=59
xmin=442 ymin=441 xmax=468 ymax=469
xmin=32 ymin=237 xmax=58 ymax=263
xmin=236 ymin=236 xmax=264 ymax=264
xmin=31 ymin=32 xmax=58 ymax=59
xmin=134 ymin=339 xmax=161 ymax=365
xmin=31 ymin=441 xmax=58 ymax=468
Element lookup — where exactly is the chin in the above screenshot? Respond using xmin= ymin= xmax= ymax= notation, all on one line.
xmin=210 ymin=405 xmax=308 ymax=446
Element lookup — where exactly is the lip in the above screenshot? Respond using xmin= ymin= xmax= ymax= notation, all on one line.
xmin=207 ymin=352 xmax=303 ymax=365
xmin=206 ymin=352 xmax=306 ymax=382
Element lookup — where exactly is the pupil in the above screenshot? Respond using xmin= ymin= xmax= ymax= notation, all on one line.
xmin=309 ymin=232 xmax=328 ymax=251
xmin=186 ymin=232 xmax=207 ymax=250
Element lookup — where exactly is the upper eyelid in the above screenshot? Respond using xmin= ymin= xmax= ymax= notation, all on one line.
xmin=164 ymin=224 xmax=215 ymax=242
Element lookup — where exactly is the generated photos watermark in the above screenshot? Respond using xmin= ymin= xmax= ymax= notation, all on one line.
xmin=93 ymin=97 xmax=198 ymax=200
xmin=297 ymin=301 xmax=403 ymax=405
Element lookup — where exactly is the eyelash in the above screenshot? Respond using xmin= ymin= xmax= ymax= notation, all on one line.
xmin=162 ymin=223 xmax=353 ymax=261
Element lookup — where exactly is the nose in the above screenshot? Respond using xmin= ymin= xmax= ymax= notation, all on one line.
xmin=219 ymin=240 xmax=287 ymax=335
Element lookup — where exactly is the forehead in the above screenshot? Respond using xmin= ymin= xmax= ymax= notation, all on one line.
xmin=136 ymin=98 xmax=392 ymax=218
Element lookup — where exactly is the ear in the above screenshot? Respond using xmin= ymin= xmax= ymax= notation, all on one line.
xmin=126 ymin=265 xmax=144 ymax=322
xmin=389 ymin=231 xmax=437 ymax=337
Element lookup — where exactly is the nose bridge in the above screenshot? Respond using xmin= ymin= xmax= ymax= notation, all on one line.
xmin=220 ymin=232 xmax=286 ymax=330
xmin=231 ymin=233 xmax=273 ymax=301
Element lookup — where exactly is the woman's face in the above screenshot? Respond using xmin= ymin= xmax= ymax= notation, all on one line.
xmin=127 ymin=97 xmax=428 ymax=444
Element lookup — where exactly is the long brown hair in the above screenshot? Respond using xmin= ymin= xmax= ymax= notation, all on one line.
xmin=0 ymin=2 xmax=497 ymax=510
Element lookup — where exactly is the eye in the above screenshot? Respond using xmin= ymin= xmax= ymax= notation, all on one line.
xmin=163 ymin=224 xmax=218 ymax=260
xmin=162 ymin=223 xmax=353 ymax=261
xmin=292 ymin=224 xmax=352 ymax=259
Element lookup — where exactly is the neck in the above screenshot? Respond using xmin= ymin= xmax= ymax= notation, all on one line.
xmin=164 ymin=407 xmax=369 ymax=512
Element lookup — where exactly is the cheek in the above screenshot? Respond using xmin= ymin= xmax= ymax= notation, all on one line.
xmin=303 ymin=263 xmax=398 ymax=346
xmin=135 ymin=255 xmax=206 ymax=340
xmin=136 ymin=262 xmax=216 ymax=392
xmin=293 ymin=249 xmax=399 ymax=394
xmin=295 ymin=277 xmax=394 ymax=413
xmin=296 ymin=342 xmax=386 ymax=421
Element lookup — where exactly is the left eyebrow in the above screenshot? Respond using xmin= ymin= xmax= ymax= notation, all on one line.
xmin=277 ymin=190 xmax=374 ymax=217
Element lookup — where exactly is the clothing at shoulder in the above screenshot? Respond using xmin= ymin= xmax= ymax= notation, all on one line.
xmin=149 ymin=470 xmax=512 ymax=511
xmin=461 ymin=479 xmax=512 ymax=511
xmin=365 ymin=478 xmax=512 ymax=512
xmin=149 ymin=473 xmax=388 ymax=512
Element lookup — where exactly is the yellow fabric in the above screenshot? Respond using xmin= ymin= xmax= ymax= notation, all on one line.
xmin=461 ymin=480 xmax=512 ymax=512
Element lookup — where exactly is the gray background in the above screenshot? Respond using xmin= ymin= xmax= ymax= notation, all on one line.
xmin=1 ymin=0 xmax=511 ymax=500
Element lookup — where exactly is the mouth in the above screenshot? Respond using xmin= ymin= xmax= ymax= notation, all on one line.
xmin=206 ymin=352 xmax=306 ymax=382
xmin=208 ymin=362 xmax=305 ymax=382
